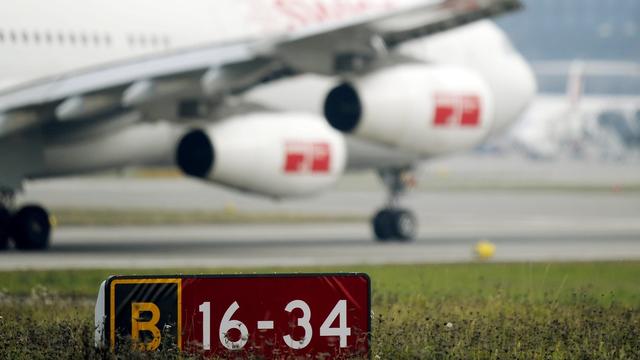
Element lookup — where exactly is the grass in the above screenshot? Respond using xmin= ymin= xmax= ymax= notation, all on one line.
xmin=1 ymin=262 xmax=639 ymax=359
xmin=50 ymin=208 xmax=365 ymax=227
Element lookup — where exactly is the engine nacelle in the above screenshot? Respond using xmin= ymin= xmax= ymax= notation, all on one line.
xmin=176 ymin=112 xmax=346 ymax=198
xmin=324 ymin=64 xmax=495 ymax=156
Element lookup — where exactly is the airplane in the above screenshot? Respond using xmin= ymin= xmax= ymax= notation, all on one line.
xmin=510 ymin=61 xmax=640 ymax=160
xmin=0 ymin=0 xmax=536 ymax=251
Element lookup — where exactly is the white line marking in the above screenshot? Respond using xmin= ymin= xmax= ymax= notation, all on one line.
xmin=257 ymin=320 xmax=274 ymax=330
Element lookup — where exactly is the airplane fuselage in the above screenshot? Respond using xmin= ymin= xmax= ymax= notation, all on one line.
xmin=0 ymin=0 xmax=414 ymax=90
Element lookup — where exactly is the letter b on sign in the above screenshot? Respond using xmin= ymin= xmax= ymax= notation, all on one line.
xmin=109 ymin=279 xmax=181 ymax=351
xmin=131 ymin=302 xmax=162 ymax=351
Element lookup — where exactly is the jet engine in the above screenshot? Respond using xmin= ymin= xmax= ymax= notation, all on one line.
xmin=324 ymin=64 xmax=495 ymax=156
xmin=176 ymin=112 xmax=346 ymax=198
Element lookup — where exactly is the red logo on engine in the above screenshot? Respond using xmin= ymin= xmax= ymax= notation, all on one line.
xmin=284 ymin=142 xmax=331 ymax=174
xmin=433 ymin=94 xmax=481 ymax=127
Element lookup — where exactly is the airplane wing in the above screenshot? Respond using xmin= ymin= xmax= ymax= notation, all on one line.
xmin=0 ymin=0 xmax=520 ymax=137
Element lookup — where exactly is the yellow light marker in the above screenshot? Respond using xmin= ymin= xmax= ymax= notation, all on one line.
xmin=474 ymin=239 xmax=496 ymax=260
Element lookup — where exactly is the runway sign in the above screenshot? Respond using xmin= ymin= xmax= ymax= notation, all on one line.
xmin=95 ymin=274 xmax=371 ymax=358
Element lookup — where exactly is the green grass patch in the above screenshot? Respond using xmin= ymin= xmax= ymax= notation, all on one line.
xmin=1 ymin=262 xmax=639 ymax=359
xmin=50 ymin=208 xmax=365 ymax=227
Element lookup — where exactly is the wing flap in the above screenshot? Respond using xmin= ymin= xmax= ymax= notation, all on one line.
xmin=379 ymin=0 xmax=521 ymax=47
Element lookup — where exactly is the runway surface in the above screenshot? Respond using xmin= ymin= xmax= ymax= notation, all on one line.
xmin=1 ymin=222 xmax=640 ymax=270
xmin=3 ymin=158 xmax=640 ymax=270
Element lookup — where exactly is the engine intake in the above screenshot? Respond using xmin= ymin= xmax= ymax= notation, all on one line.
xmin=324 ymin=83 xmax=362 ymax=132
xmin=176 ymin=129 xmax=214 ymax=178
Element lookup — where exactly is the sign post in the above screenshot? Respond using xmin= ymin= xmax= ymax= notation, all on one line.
xmin=95 ymin=274 xmax=371 ymax=358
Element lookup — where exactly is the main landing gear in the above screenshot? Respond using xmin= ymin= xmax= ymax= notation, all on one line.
xmin=0 ymin=190 xmax=51 ymax=251
xmin=372 ymin=169 xmax=417 ymax=242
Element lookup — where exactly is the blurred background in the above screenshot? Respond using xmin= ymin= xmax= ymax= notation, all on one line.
xmin=489 ymin=0 xmax=640 ymax=162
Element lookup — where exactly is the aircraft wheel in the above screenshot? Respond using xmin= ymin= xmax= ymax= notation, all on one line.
xmin=391 ymin=209 xmax=416 ymax=241
xmin=372 ymin=208 xmax=416 ymax=242
xmin=373 ymin=209 xmax=394 ymax=241
xmin=11 ymin=205 xmax=51 ymax=250
xmin=0 ymin=206 xmax=10 ymax=250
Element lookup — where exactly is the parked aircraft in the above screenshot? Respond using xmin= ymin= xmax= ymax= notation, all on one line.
xmin=511 ymin=61 xmax=640 ymax=160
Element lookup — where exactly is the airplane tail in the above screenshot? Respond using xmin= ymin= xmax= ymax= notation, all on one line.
xmin=566 ymin=60 xmax=585 ymax=110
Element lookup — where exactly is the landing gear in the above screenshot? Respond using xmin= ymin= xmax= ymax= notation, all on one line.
xmin=10 ymin=205 xmax=52 ymax=250
xmin=0 ymin=190 xmax=51 ymax=251
xmin=372 ymin=169 xmax=417 ymax=242
xmin=373 ymin=208 xmax=416 ymax=241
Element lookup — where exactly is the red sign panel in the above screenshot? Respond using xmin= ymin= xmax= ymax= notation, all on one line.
xmin=433 ymin=94 xmax=481 ymax=127
xmin=103 ymin=274 xmax=370 ymax=358
xmin=283 ymin=142 xmax=331 ymax=174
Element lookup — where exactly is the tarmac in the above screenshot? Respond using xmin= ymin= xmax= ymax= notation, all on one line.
xmin=2 ymin=155 xmax=639 ymax=270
